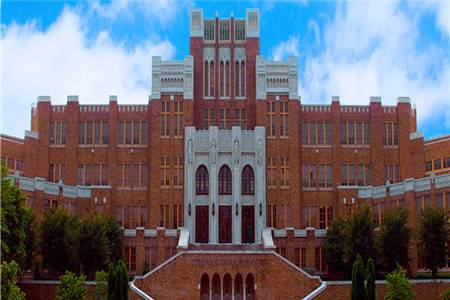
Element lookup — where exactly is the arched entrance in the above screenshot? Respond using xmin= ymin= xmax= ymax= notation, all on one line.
xmin=245 ymin=273 xmax=255 ymax=300
xmin=200 ymin=273 xmax=209 ymax=300
xmin=234 ymin=273 xmax=243 ymax=300
xmin=223 ymin=273 xmax=232 ymax=300
xmin=211 ymin=273 xmax=221 ymax=300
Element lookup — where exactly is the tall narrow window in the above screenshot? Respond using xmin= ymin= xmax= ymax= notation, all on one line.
xmin=240 ymin=61 xmax=245 ymax=97
xmin=235 ymin=61 xmax=240 ymax=97
xmin=219 ymin=109 xmax=230 ymax=129
xmin=267 ymin=157 xmax=277 ymax=188
xmin=241 ymin=165 xmax=255 ymax=195
xmin=196 ymin=165 xmax=209 ymax=195
xmin=204 ymin=61 xmax=209 ymax=96
xmin=161 ymin=101 xmax=170 ymax=137
xmin=210 ymin=61 xmax=214 ymax=97
xmin=225 ymin=61 xmax=230 ymax=97
xmin=280 ymin=157 xmax=289 ymax=188
xmin=383 ymin=123 xmax=398 ymax=146
xmin=203 ymin=109 xmax=215 ymax=129
xmin=174 ymin=102 xmax=183 ymax=137
xmin=160 ymin=157 xmax=170 ymax=187
xmin=218 ymin=165 xmax=232 ymax=195
xmin=280 ymin=102 xmax=288 ymax=137
xmin=266 ymin=102 xmax=276 ymax=137
xmin=234 ymin=109 xmax=246 ymax=129
xmin=173 ymin=157 xmax=183 ymax=189
xmin=219 ymin=61 xmax=224 ymax=97
xmin=50 ymin=122 xmax=66 ymax=145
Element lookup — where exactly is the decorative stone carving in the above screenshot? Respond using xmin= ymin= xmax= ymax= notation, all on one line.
xmin=233 ymin=138 xmax=240 ymax=165
xmin=210 ymin=139 xmax=217 ymax=164
xmin=257 ymin=139 xmax=263 ymax=166
xmin=188 ymin=138 xmax=193 ymax=164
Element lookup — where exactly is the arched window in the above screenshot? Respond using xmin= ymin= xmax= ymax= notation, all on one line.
xmin=212 ymin=273 xmax=221 ymax=300
xmin=220 ymin=61 xmax=224 ymax=97
xmin=240 ymin=61 xmax=245 ymax=97
xmin=204 ymin=61 xmax=209 ymax=96
xmin=223 ymin=273 xmax=232 ymax=300
xmin=234 ymin=273 xmax=243 ymax=300
xmin=235 ymin=61 xmax=240 ymax=97
xmin=218 ymin=165 xmax=232 ymax=195
xmin=245 ymin=273 xmax=255 ymax=300
xmin=241 ymin=165 xmax=255 ymax=195
xmin=210 ymin=61 xmax=214 ymax=97
xmin=200 ymin=273 xmax=209 ymax=300
xmin=196 ymin=165 xmax=209 ymax=195
xmin=226 ymin=61 xmax=230 ymax=97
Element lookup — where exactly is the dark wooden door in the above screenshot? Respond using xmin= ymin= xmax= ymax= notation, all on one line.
xmin=195 ymin=206 xmax=209 ymax=243
xmin=242 ymin=205 xmax=255 ymax=243
xmin=219 ymin=206 xmax=232 ymax=243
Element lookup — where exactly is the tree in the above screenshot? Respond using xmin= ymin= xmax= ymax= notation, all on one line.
xmin=378 ymin=206 xmax=411 ymax=272
xmin=107 ymin=260 xmax=129 ymax=300
xmin=385 ymin=266 xmax=413 ymax=300
xmin=78 ymin=214 xmax=110 ymax=279
xmin=351 ymin=255 xmax=366 ymax=300
xmin=346 ymin=203 xmax=375 ymax=265
xmin=325 ymin=218 xmax=347 ymax=273
xmin=1 ymin=164 xmax=33 ymax=267
xmin=41 ymin=208 xmax=78 ymax=275
xmin=94 ymin=271 xmax=108 ymax=300
xmin=105 ymin=216 xmax=123 ymax=263
xmin=0 ymin=260 xmax=26 ymax=300
xmin=56 ymin=272 xmax=87 ymax=300
xmin=365 ymin=258 xmax=376 ymax=300
xmin=417 ymin=206 xmax=449 ymax=277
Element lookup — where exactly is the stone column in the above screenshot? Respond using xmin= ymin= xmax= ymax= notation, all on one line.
xmin=254 ymin=126 xmax=266 ymax=244
xmin=209 ymin=127 xmax=219 ymax=244
xmin=232 ymin=127 xmax=242 ymax=244
xmin=185 ymin=127 xmax=196 ymax=243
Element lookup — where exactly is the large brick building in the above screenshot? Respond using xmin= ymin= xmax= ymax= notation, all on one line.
xmin=2 ymin=8 xmax=450 ymax=299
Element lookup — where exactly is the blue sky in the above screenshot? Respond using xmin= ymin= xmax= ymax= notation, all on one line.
xmin=1 ymin=0 xmax=449 ymax=139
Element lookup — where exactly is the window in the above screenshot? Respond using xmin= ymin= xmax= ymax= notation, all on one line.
xmin=160 ymin=204 xmax=170 ymax=228
xmin=240 ymin=61 xmax=246 ymax=97
xmin=434 ymin=159 xmax=442 ymax=170
xmin=160 ymin=157 xmax=170 ymax=188
xmin=173 ymin=158 xmax=183 ymax=189
xmin=196 ymin=165 xmax=209 ymax=195
xmin=48 ymin=163 xmax=65 ymax=182
xmin=234 ymin=109 xmax=246 ymax=129
xmin=241 ymin=165 xmax=255 ymax=195
xmin=318 ymin=164 xmax=333 ymax=188
xmin=266 ymin=102 xmax=276 ymax=137
xmin=341 ymin=122 xmax=370 ymax=145
xmin=280 ymin=102 xmax=288 ymax=137
xmin=218 ymin=165 xmax=232 ymax=195
xmin=133 ymin=163 xmax=147 ymax=188
xmin=117 ymin=121 xmax=147 ymax=144
xmin=219 ymin=109 xmax=231 ymax=129
xmin=383 ymin=122 xmax=398 ymax=146
xmin=279 ymin=204 xmax=289 ymax=228
xmin=226 ymin=61 xmax=230 ymax=97
xmin=341 ymin=163 xmax=371 ymax=186
xmin=425 ymin=161 xmax=432 ymax=172
xmin=174 ymin=102 xmax=183 ymax=137
xmin=444 ymin=157 xmax=450 ymax=169
xmin=302 ymin=122 xmax=332 ymax=145
xmin=301 ymin=247 xmax=307 ymax=268
xmin=280 ymin=157 xmax=290 ymax=188
xmin=315 ymin=247 xmax=326 ymax=273
xmin=319 ymin=206 xmax=334 ymax=229
xmin=302 ymin=206 xmax=317 ymax=228
xmin=77 ymin=163 xmax=99 ymax=186
xmin=50 ymin=121 xmax=66 ymax=145
xmin=204 ymin=61 xmax=211 ymax=97
xmin=384 ymin=164 xmax=400 ymax=183
xmin=235 ymin=60 xmax=246 ymax=97
xmin=173 ymin=204 xmax=183 ymax=228
xmin=267 ymin=204 xmax=277 ymax=228
xmin=93 ymin=163 xmax=108 ymax=185
xmin=161 ymin=101 xmax=170 ymax=137
xmin=302 ymin=164 xmax=316 ymax=189
xmin=116 ymin=163 xmax=131 ymax=188
xmin=124 ymin=246 xmax=136 ymax=272
xmin=203 ymin=109 xmax=216 ymax=129
xmin=267 ymin=157 xmax=277 ymax=188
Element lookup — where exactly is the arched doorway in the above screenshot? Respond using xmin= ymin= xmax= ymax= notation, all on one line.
xmin=196 ymin=166 xmax=209 ymax=243
xmin=234 ymin=273 xmax=243 ymax=300
xmin=223 ymin=273 xmax=232 ymax=300
xmin=212 ymin=273 xmax=221 ymax=300
xmin=200 ymin=273 xmax=209 ymax=300
xmin=245 ymin=273 xmax=255 ymax=300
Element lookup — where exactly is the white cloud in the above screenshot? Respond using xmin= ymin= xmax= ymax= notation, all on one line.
xmin=269 ymin=35 xmax=299 ymax=61
xmin=288 ymin=0 xmax=450 ymax=134
xmin=1 ymin=7 xmax=176 ymax=137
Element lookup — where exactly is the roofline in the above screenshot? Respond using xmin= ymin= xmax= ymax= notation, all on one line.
xmin=1 ymin=133 xmax=24 ymax=144
xmin=424 ymin=134 xmax=450 ymax=145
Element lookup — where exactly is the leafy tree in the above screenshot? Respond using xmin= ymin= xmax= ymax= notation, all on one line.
xmin=56 ymin=271 xmax=87 ymax=300
xmin=1 ymin=164 xmax=33 ymax=267
xmin=378 ymin=206 xmax=411 ymax=272
xmin=0 ymin=260 xmax=26 ymax=300
xmin=417 ymin=207 xmax=449 ymax=277
xmin=346 ymin=203 xmax=375 ymax=265
xmin=443 ymin=289 xmax=450 ymax=300
xmin=107 ymin=260 xmax=129 ymax=300
xmin=105 ymin=216 xmax=123 ymax=263
xmin=78 ymin=214 xmax=110 ymax=279
xmin=385 ymin=266 xmax=413 ymax=300
xmin=351 ymin=255 xmax=366 ymax=300
xmin=41 ymin=208 xmax=78 ymax=275
xmin=94 ymin=271 xmax=108 ymax=300
xmin=325 ymin=218 xmax=347 ymax=272
xmin=365 ymin=258 xmax=376 ymax=300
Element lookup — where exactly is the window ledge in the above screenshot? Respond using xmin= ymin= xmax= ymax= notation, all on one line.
xmin=341 ymin=144 xmax=371 ymax=148
xmin=117 ymin=144 xmax=148 ymax=148
xmin=78 ymin=144 xmax=109 ymax=147
xmin=49 ymin=144 xmax=66 ymax=148
xmin=302 ymin=145 xmax=332 ymax=148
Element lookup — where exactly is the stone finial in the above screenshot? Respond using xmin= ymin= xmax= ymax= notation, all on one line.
xmin=331 ymin=96 xmax=340 ymax=103
xmin=109 ymin=95 xmax=117 ymax=102
xmin=370 ymin=96 xmax=381 ymax=103
xmin=189 ymin=9 xmax=203 ymax=37
xmin=246 ymin=8 xmax=260 ymax=38
xmin=37 ymin=96 xmax=51 ymax=103
xmin=67 ymin=95 xmax=79 ymax=102
xmin=397 ymin=97 xmax=411 ymax=104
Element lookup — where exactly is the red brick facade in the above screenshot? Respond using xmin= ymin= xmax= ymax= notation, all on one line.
xmin=2 ymin=8 xmax=450 ymax=299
